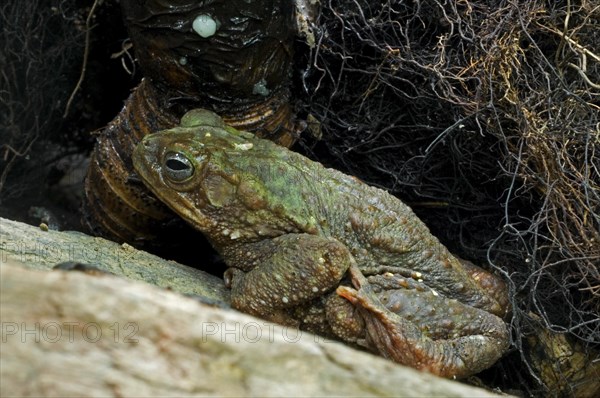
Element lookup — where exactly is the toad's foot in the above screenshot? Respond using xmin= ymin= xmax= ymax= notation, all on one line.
xmin=225 ymin=233 xmax=353 ymax=326
xmin=336 ymin=264 xmax=510 ymax=378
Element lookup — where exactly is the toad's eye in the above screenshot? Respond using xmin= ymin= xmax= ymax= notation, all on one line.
xmin=164 ymin=152 xmax=194 ymax=182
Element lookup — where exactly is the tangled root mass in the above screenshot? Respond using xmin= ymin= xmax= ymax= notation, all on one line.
xmin=299 ymin=0 xmax=599 ymax=391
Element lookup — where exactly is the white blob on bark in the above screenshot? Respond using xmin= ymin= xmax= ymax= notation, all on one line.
xmin=193 ymin=14 xmax=217 ymax=38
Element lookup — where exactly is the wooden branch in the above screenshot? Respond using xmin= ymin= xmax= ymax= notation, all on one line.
xmin=1 ymin=218 xmax=510 ymax=396
xmin=0 ymin=217 xmax=229 ymax=302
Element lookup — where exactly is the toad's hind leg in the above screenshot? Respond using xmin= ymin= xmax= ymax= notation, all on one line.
xmin=223 ymin=233 xmax=353 ymax=326
xmin=337 ymin=265 xmax=510 ymax=378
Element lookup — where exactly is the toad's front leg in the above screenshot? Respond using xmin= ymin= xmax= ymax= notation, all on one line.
xmin=336 ymin=264 xmax=510 ymax=378
xmin=223 ymin=233 xmax=354 ymax=326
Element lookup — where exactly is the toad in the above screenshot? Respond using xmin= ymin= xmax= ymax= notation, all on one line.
xmin=132 ymin=109 xmax=510 ymax=378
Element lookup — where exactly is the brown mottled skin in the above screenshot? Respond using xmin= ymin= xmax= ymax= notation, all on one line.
xmin=132 ymin=109 xmax=511 ymax=378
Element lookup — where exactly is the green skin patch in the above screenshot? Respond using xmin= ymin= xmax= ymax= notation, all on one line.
xmin=132 ymin=109 xmax=511 ymax=379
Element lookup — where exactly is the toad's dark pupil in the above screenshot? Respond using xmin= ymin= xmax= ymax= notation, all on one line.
xmin=166 ymin=158 xmax=189 ymax=171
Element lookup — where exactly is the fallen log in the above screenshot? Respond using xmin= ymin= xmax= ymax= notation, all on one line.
xmin=1 ymin=217 xmax=508 ymax=396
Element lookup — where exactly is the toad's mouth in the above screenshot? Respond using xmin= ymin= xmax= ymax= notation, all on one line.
xmin=140 ymin=173 xmax=213 ymax=234
xmin=132 ymin=139 xmax=213 ymax=233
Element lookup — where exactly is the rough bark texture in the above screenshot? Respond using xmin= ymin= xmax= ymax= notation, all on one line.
xmin=1 ymin=218 xmax=508 ymax=397
xmin=0 ymin=217 xmax=228 ymax=302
